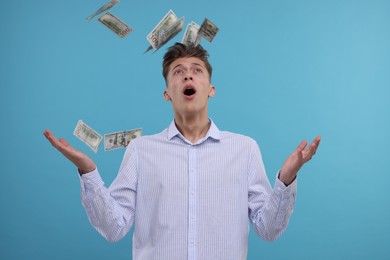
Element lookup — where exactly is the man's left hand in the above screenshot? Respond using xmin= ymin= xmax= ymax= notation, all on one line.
xmin=279 ymin=135 xmax=321 ymax=185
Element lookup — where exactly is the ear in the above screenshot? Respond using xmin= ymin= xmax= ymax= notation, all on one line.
xmin=208 ymin=85 xmax=216 ymax=98
xmin=163 ymin=89 xmax=171 ymax=101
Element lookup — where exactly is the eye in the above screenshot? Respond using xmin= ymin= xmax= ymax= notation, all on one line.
xmin=194 ymin=68 xmax=203 ymax=74
xmin=173 ymin=69 xmax=183 ymax=75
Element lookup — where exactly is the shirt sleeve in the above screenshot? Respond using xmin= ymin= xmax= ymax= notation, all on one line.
xmin=79 ymin=142 xmax=138 ymax=242
xmin=247 ymin=142 xmax=297 ymax=241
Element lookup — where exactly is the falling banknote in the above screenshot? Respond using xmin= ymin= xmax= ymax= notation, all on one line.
xmin=98 ymin=12 xmax=132 ymax=38
xmin=104 ymin=128 xmax=142 ymax=151
xmin=197 ymin=18 xmax=219 ymax=43
xmin=87 ymin=0 xmax=120 ymax=21
xmin=145 ymin=10 xmax=184 ymax=52
xmin=182 ymin=21 xmax=201 ymax=46
xmin=73 ymin=120 xmax=103 ymax=153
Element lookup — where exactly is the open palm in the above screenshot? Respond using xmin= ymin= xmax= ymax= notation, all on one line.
xmin=279 ymin=135 xmax=321 ymax=185
xmin=43 ymin=130 xmax=96 ymax=174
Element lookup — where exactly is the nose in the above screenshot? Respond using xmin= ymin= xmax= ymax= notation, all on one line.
xmin=183 ymin=70 xmax=193 ymax=81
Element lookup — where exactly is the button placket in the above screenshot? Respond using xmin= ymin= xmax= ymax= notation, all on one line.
xmin=188 ymin=145 xmax=197 ymax=260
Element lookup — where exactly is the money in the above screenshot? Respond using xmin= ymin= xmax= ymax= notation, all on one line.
xmin=87 ymin=0 xmax=120 ymax=21
xmin=73 ymin=120 xmax=103 ymax=153
xmin=98 ymin=12 xmax=132 ymax=38
xmin=146 ymin=10 xmax=184 ymax=52
xmin=157 ymin=17 xmax=184 ymax=47
xmin=181 ymin=21 xmax=201 ymax=46
xmin=197 ymin=18 xmax=219 ymax=43
xmin=104 ymin=128 xmax=142 ymax=151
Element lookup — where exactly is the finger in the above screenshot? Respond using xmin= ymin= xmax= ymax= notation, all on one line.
xmin=43 ymin=129 xmax=53 ymax=139
xmin=312 ymin=135 xmax=321 ymax=145
xmin=296 ymin=140 xmax=308 ymax=153
xmin=43 ymin=130 xmax=72 ymax=154
xmin=302 ymin=136 xmax=321 ymax=162
xmin=309 ymin=135 xmax=321 ymax=155
xmin=43 ymin=130 xmax=61 ymax=148
xmin=59 ymin=138 xmax=70 ymax=147
xmin=57 ymin=138 xmax=79 ymax=156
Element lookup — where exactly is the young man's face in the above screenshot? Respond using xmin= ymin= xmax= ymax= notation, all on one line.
xmin=164 ymin=57 xmax=215 ymax=117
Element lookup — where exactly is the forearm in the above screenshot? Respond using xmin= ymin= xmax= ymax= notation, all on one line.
xmin=250 ymin=177 xmax=297 ymax=241
xmin=80 ymin=168 xmax=135 ymax=242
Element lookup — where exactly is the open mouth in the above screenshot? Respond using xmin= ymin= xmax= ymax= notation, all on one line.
xmin=183 ymin=87 xmax=196 ymax=96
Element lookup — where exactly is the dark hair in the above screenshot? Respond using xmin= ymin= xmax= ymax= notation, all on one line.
xmin=162 ymin=42 xmax=212 ymax=82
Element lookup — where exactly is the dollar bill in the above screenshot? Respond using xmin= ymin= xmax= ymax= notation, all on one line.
xmin=87 ymin=0 xmax=120 ymax=21
xmin=98 ymin=12 xmax=132 ymax=38
xmin=73 ymin=120 xmax=103 ymax=153
xmin=157 ymin=17 xmax=184 ymax=47
xmin=146 ymin=10 xmax=184 ymax=52
xmin=181 ymin=21 xmax=201 ymax=46
xmin=104 ymin=128 xmax=142 ymax=151
xmin=197 ymin=18 xmax=219 ymax=43
xmin=145 ymin=17 xmax=184 ymax=53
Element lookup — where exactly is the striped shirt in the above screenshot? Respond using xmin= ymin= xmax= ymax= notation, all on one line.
xmin=80 ymin=119 xmax=297 ymax=260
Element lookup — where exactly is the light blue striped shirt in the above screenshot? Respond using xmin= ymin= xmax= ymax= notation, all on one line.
xmin=80 ymin=120 xmax=297 ymax=260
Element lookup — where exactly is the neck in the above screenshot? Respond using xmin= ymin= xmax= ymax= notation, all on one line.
xmin=174 ymin=114 xmax=210 ymax=144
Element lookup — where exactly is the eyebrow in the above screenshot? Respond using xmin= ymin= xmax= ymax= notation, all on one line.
xmin=171 ymin=62 xmax=205 ymax=72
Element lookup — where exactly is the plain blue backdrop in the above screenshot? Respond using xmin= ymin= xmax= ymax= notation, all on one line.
xmin=1 ymin=0 xmax=389 ymax=259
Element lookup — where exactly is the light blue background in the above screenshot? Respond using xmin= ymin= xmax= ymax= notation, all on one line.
xmin=1 ymin=0 xmax=389 ymax=259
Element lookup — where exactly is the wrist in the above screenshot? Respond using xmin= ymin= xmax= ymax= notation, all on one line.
xmin=78 ymin=167 xmax=96 ymax=175
xmin=278 ymin=171 xmax=296 ymax=186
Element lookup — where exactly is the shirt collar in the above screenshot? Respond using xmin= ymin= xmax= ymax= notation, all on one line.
xmin=167 ymin=118 xmax=221 ymax=143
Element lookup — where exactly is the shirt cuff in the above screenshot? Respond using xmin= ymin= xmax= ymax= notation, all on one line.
xmin=275 ymin=171 xmax=297 ymax=193
xmin=79 ymin=168 xmax=104 ymax=191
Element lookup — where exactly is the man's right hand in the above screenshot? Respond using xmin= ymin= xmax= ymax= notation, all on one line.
xmin=43 ymin=130 xmax=96 ymax=174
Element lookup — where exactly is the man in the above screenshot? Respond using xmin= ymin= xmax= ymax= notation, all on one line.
xmin=43 ymin=42 xmax=320 ymax=259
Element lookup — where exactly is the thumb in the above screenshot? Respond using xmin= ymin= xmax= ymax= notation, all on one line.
xmin=59 ymin=138 xmax=70 ymax=147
